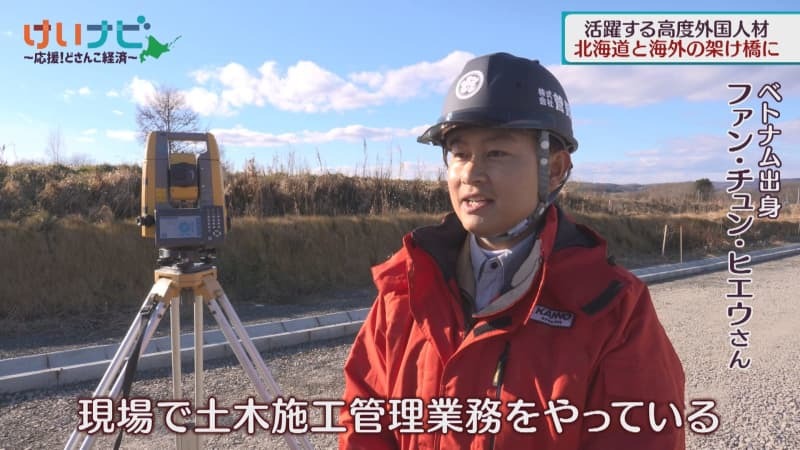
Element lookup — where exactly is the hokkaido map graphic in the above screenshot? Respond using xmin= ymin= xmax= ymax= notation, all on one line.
xmin=21 ymin=16 xmax=181 ymax=65
xmin=140 ymin=34 xmax=181 ymax=63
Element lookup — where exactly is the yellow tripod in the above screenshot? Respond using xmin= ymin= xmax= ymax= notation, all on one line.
xmin=64 ymin=263 xmax=315 ymax=450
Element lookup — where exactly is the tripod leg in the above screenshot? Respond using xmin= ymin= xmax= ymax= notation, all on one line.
xmin=94 ymin=293 xmax=157 ymax=397
xmin=65 ymin=297 xmax=168 ymax=450
xmin=107 ymin=301 xmax=168 ymax=398
xmin=194 ymin=293 xmax=204 ymax=415
xmin=171 ymin=290 xmax=202 ymax=450
xmin=205 ymin=299 xmax=271 ymax=401
xmin=193 ymin=292 xmax=205 ymax=449
xmin=171 ymin=291 xmax=183 ymax=401
xmin=217 ymin=293 xmax=293 ymax=404
xmin=205 ymin=289 xmax=315 ymax=450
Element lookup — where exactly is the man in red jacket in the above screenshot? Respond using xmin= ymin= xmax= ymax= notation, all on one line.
xmin=339 ymin=52 xmax=685 ymax=449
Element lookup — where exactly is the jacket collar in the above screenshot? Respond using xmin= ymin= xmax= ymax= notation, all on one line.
xmin=401 ymin=205 xmax=604 ymax=360
xmin=410 ymin=204 xmax=591 ymax=278
xmin=409 ymin=204 xmax=600 ymax=321
xmin=409 ymin=212 xmax=466 ymax=282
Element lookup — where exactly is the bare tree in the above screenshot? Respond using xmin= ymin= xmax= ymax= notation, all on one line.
xmin=45 ymin=127 xmax=65 ymax=164
xmin=135 ymin=85 xmax=201 ymax=150
xmin=694 ymin=178 xmax=714 ymax=202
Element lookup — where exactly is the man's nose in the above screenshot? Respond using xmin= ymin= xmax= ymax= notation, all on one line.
xmin=460 ymin=156 xmax=488 ymax=184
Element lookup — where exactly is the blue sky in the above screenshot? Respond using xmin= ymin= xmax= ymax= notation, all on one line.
xmin=1 ymin=0 xmax=798 ymax=184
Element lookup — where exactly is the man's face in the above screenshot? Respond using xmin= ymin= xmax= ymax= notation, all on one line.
xmin=445 ymin=128 xmax=540 ymax=245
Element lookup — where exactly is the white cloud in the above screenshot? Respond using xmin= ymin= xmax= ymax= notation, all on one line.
xmin=112 ymin=110 xmax=124 ymax=116
xmin=410 ymin=124 xmax=430 ymax=137
xmin=126 ymin=77 xmax=157 ymax=105
xmin=183 ymin=53 xmax=800 ymax=115
xmin=191 ymin=69 xmax=213 ymax=84
xmin=219 ymin=63 xmax=258 ymax=108
xmin=573 ymin=123 xmax=800 ymax=183
xmin=211 ymin=124 xmax=427 ymax=148
xmin=125 ymin=52 xmax=470 ymax=117
xmin=549 ymin=65 xmax=800 ymax=107
xmin=183 ymin=87 xmax=224 ymax=116
xmin=123 ymin=76 xmax=228 ymax=117
xmin=188 ymin=51 xmax=474 ymax=115
xmin=349 ymin=71 xmax=384 ymax=89
xmin=106 ymin=90 xmax=120 ymax=97
xmin=63 ymin=86 xmax=92 ymax=101
xmin=308 ymin=125 xmax=412 ymax=143
xmin=75 ymin=129 xmax=97 ymax=144
xmin=106 ymin=130 xmax=137 ymax=141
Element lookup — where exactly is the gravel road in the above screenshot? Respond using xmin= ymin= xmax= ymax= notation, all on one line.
xmin=2 ymin=255 xmax=799 ymax=449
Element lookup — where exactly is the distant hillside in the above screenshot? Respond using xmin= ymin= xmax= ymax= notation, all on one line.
xmin=570 ymin=178 xmax=800 ymax=199
xmin=566 ymin=182 xmax=647 ymax=194
xmin=1 ymin=163 xmax=797 ymax=222
xmin=711 ymin=178 xmax=800 ymax=193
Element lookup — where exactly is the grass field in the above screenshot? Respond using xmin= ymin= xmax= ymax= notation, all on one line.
xmin=0 ymin=162 xmax=798 ymax=323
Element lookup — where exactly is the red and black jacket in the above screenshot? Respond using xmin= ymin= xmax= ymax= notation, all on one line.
xmin=340 ymin=205 xmax=685 ymax=450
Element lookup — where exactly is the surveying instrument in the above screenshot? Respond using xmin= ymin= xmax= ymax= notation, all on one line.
xmin=65 ymin=132 xmax=315 ymax=450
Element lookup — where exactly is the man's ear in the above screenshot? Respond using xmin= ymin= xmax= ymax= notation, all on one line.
xmin=548 ymin=150 xmax=572 ymax=191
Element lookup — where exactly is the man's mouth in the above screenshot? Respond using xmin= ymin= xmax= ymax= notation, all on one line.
xmin=462 ymin=196 xmax=492 ymax=212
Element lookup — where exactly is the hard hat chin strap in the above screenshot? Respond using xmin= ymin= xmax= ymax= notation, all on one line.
xmin=482 ymin=131 xmax=571 ymax=246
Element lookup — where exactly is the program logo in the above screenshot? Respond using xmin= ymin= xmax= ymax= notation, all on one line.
xmin=22 ymin=15 xmax=180 ymax=65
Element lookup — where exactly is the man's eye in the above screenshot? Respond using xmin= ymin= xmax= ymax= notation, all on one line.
xmin=450 ymin=152 xmax=468 ymax=160
xmin=487 ymin=150 xmax=508 ymax=158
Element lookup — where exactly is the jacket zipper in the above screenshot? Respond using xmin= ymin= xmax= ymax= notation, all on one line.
xmin=434 ymin=282 xmax=473 ymax=450
xmin=487 ymin=342 xmax=510 ymax=450
xmin=447 ymin=278 xmax=474 ymax=338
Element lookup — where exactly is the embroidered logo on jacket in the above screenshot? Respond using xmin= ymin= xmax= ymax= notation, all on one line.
xmin=530 ymin=305 xmax=575 ymax=328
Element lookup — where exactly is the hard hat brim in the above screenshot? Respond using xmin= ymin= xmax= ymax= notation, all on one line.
xmin=416 ymin=110 xmax=577 ymax=152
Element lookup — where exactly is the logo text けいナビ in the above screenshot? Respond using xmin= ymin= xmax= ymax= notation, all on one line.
xmin=22 ymin=15 xmax=180 ymax=64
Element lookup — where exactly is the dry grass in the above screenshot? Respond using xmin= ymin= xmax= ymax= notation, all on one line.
xmin=215 ymin=214 xmax=436 ymax=304
xmin=2 ymin=210 xmax=798 ymax=322
xmin=0 ymin=162 xmax=449 ymax=219
xmin=226 ymin=171 xmax=449 ymax=216
xmin=0 ymin=216 xmax=154 ymax=320
xmin=0 ymin=214 xmax=439 ymax=321
xmin=1 ymin=163 xmax=798 ymax=322
xmin=0 ymin=163 xmax=139 ymax=221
